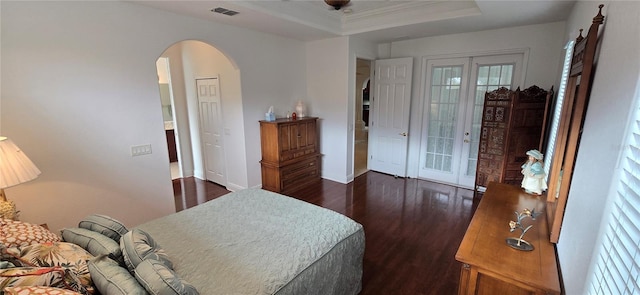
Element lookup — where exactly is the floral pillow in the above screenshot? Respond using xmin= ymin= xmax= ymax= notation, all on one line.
xmin=3 ymin=242 xmax=94 ymax=295
xmin=3 ymin=286 xmax=83 ymax=295
xmin=0 ymin=266 xmax=83 ymax=293
xmin=0 ymin=219 xmax=61 ymax=248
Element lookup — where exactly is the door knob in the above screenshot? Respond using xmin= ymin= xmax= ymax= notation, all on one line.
xmin=400 ymin=132 xmax=407 ymax=136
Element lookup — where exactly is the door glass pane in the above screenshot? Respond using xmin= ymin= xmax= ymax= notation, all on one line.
xmin=466 ymin=64 xmax=514 ymax=176
xmin=426 ymin=65 xmax=462 ymax=172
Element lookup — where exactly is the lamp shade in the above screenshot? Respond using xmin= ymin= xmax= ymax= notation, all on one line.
xmin=0 ymin=136 xmax=41 ymax=189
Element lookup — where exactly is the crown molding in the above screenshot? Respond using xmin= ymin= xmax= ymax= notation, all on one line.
xmin=134 ymin=0 xmax=573 ymax=43
xmin=232 ymin=1 xmax=343 ymax=34
xmin=342 ymin=1 xmax=481 ymax=34
xmin=233 ymin=1 xmax=481 ymax=37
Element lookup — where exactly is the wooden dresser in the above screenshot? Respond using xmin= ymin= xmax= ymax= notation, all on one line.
xmin=259 ymin=117 xmax=320 ymax=194
xmin=456 ymin=182 xmax=561 ymax=295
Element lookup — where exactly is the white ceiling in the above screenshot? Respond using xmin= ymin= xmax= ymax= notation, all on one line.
xmin=132 ymin=0 xmax=576 ymax=43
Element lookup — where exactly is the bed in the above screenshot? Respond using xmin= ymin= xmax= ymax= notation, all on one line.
xmin=1 ymin=188 xmax=365 ymax=295
xmin=137 ymin=188 xmax=365 ymax=295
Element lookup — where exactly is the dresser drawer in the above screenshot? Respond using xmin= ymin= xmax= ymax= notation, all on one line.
xmin=282 ymin=157 xmax=317 ymax=178
xmin=281 ymin=158 xmax=319 ymax=192
xmin=281 ymin=146 xmax=316 ymax=162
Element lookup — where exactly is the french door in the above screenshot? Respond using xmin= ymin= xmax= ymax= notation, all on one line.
xmin=418 ymin=54 xmax=523 ymax=188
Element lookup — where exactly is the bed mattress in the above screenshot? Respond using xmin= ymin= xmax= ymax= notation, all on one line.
xmin=137 ymin=188 xmax=364 ymax=295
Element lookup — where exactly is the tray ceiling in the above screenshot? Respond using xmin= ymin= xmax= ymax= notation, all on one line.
xmin=132 ymin=0 xmax=576 ymax=43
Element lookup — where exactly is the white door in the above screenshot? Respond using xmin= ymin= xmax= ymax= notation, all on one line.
xmin=368 ymin=57 xmax=413 ymax=177
xmin=196 ymin=77 xmax=226 ymax=186
xmin=419 ymin=58 xmax=471 ymax=185
xmin=419 ymin=54 xmax=523 ymax=188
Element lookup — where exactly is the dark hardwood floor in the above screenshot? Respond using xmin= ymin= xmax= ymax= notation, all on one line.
xmin=172 ymin=177 xmax=231 ymax=211
xmin=173 ymin=171 xmax=478 ymax=295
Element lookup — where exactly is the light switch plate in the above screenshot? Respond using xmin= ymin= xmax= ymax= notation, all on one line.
xmin=131 ymin=144 xmax=152 ymax=156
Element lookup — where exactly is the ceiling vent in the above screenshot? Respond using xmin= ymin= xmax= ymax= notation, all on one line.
xmin=211 ymin=7 xmax=239 ymax=16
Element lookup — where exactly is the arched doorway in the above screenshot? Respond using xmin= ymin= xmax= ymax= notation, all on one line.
xmin=155 ymin=40 xmax=241 ymax=189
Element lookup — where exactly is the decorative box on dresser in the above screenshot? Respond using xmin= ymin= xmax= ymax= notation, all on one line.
xmin=260 ymin=117 xmax=320 ymax=194
xmin=475 ymin=86 xmax=552 ymax=194
xmin=456 ymin=182 xmax=561 ymax=295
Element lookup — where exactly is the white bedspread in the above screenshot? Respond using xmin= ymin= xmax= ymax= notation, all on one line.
xmin=137 ymin=188 xmax=364 ymax=295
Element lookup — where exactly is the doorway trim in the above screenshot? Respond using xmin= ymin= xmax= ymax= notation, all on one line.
xmin=354 ymin=58 xmax=372 ymax=179
xmin=156 ymin=56 xmax=183 ymax=180
xmin=349 ymin=51 xmax=376 ymax=183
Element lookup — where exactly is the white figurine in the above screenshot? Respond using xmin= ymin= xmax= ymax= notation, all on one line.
xmin=521 ymin=149 xmax=548 ymax=195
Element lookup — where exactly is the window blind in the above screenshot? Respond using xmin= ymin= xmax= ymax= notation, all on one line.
xmin=587 ymin=90 xmax=640 ymax=294
xmin=544 ymin=40 xmax=575 ymax=182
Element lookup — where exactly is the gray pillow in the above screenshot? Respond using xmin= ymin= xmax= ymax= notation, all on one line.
xmin=135 ymin=259 xmax=198 ymax=295
xmin=79 ymin=214 xmax=128 ymax=242
xmin=88 ymin=255 xmax=148 ymax=295
xmin=61 ymin=227 xmax=124 ymax=266
xmin=121 ymin=228 xmax=173 ymax=272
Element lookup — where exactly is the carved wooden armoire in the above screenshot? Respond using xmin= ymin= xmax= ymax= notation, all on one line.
xmin=474 ymin=85 xmax=552 ymax=194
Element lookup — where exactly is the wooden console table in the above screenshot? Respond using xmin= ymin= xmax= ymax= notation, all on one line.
xmin=456 ymin=182 xmax=560 ymax=295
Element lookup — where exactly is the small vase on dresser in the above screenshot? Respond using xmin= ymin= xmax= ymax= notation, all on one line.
xmin=295 ymin=101 xmax=306 ymax=118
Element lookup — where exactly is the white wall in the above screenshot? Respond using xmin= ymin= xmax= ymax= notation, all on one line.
xmin=304 ymin=37 xmax=378 ymax=184
xmin=0 ymin=1 xmax=307 ymax=231
xmin=239 ymin=34 xmax=308 ymax=189
xmin=557 ymin=2 xmax=640 ymax=294
xmin=383 ymin=21 xmax=566 ymax=178
xmin=306 ymin=37 xmax=351 ymax=183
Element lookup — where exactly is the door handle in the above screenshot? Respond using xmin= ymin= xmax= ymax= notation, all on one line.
xmin=464 ymin=139 xmax=470 ymax=143
xmin=400 ymin=132 xmax=407 ymax=136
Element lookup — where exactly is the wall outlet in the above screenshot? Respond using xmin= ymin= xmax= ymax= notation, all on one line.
xmin=131 ymin=144 xmax=152 ymax=156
